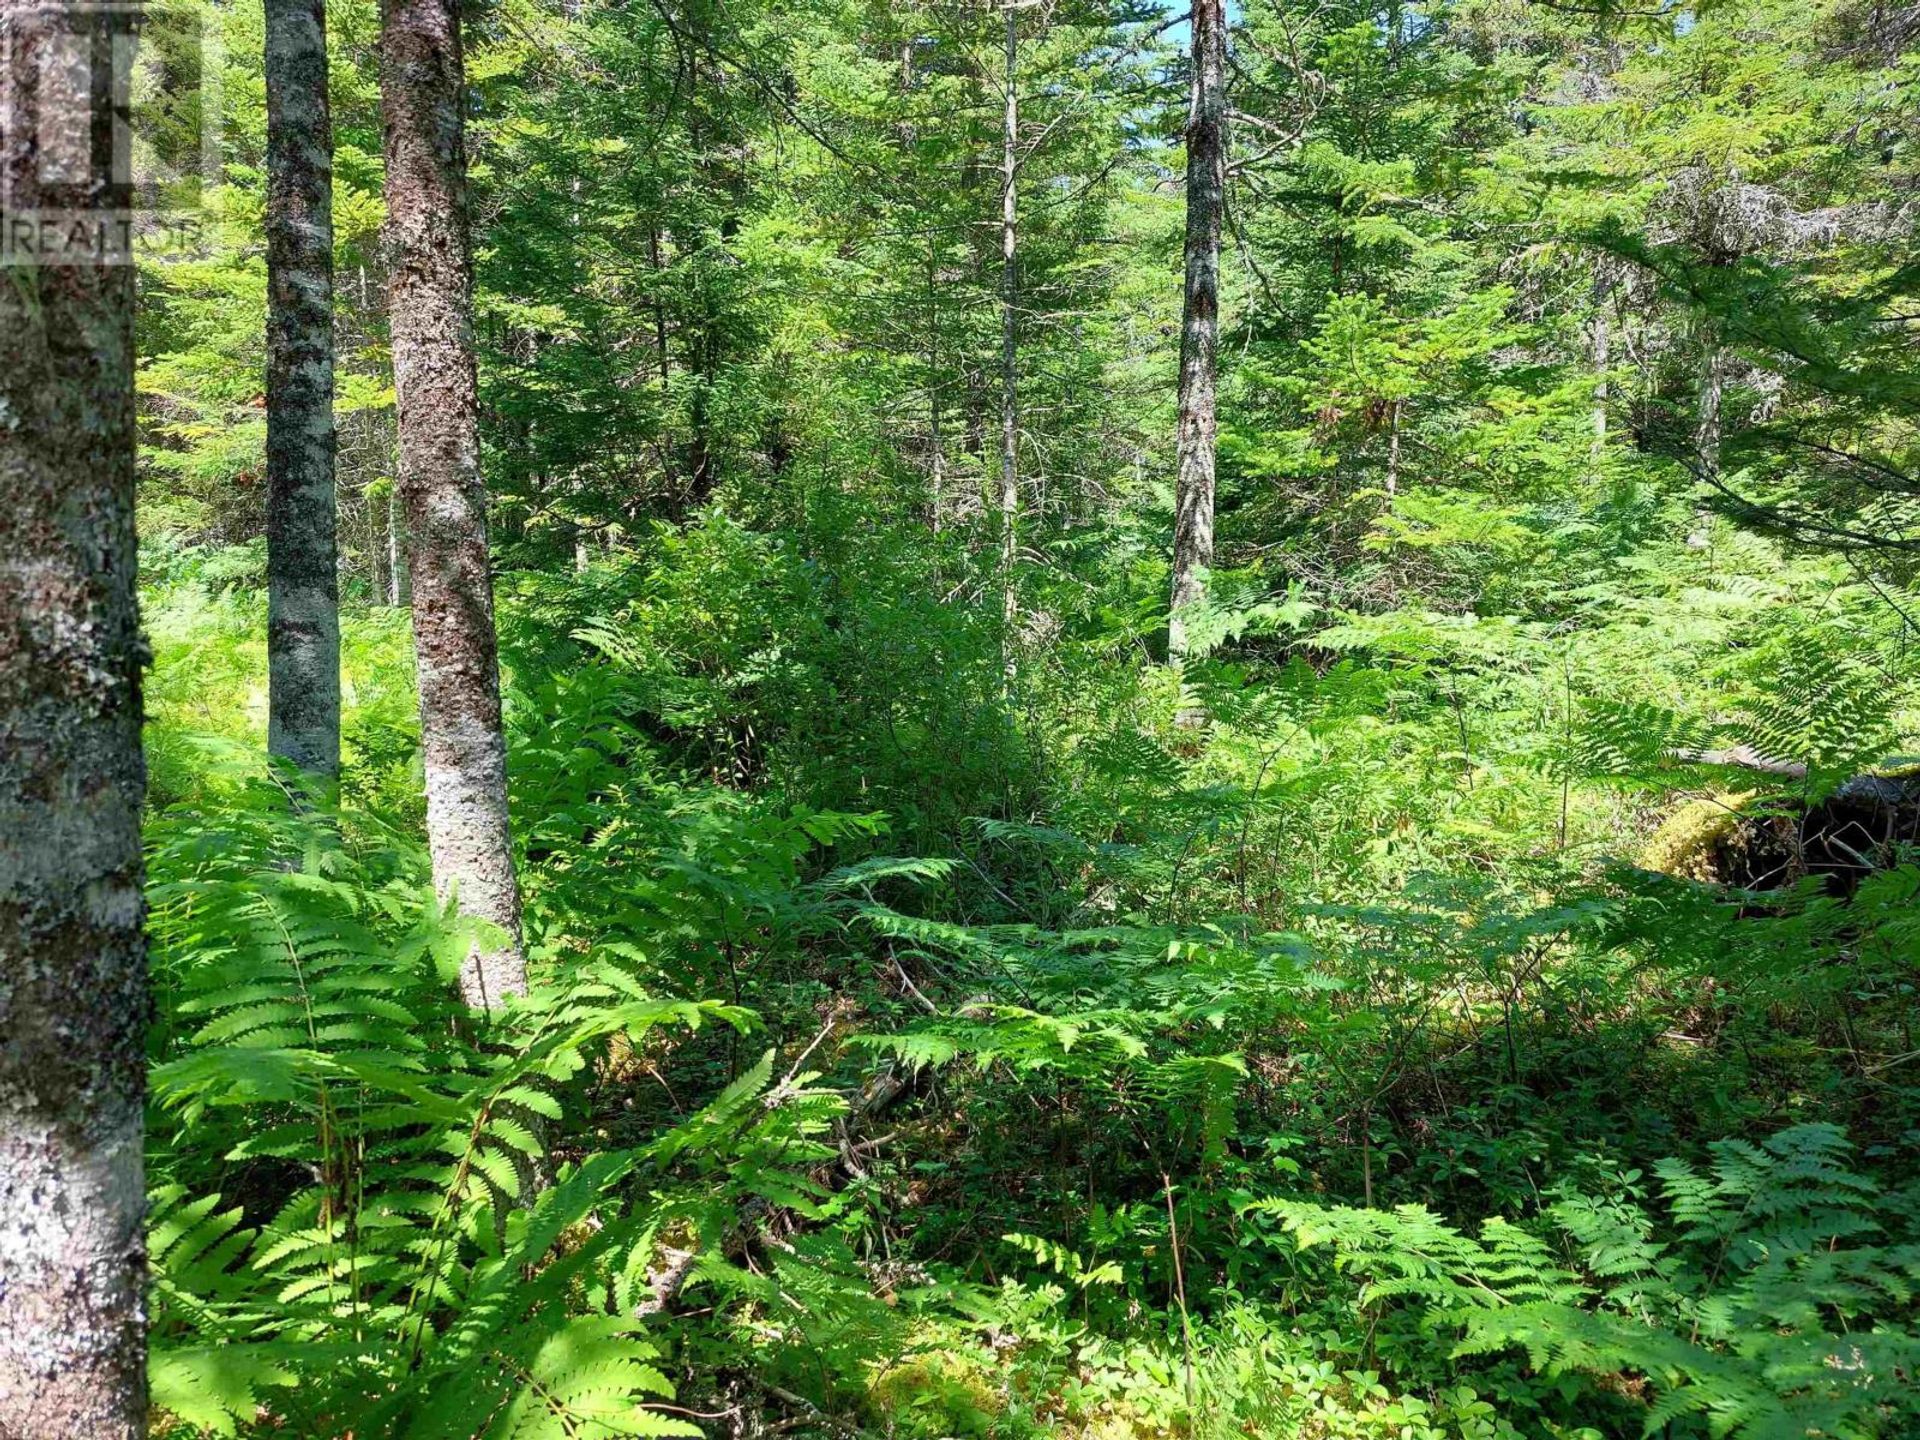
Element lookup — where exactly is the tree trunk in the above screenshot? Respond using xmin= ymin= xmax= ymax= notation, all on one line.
xmin=381 ymin=0 xmax=527 ymax=1009
xmin=0 ymin=3 xmax=147 ymax=1428
xmin=1168 ymin=0 xmax=1225 ymax=676
xmin=387 ymin=480 xmax=411 ymax=605
xmin=649 ymin=227 xmax=669 ymax=387
xmin=928 ymin=246 xmax=944 ymax=536
xmin=1385 ymin=399 xmax=1402 ymax=496
xmin=363 ymin=467 xmax=384 ymax=598
xmin=998 ymin=0 xmax=1020 ymax=654
xmin=1696 ymin=335 xmax=1725 ymax=484
xmin=266 ymin=0 xmax=342 ymax=785
xmin=1688 ymin=330 xmax=1724 ymax=550
xmin=1589 ymin=265 xmax=1612 ymax=455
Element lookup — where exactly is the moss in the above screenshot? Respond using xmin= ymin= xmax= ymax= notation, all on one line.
xmin=1640 ymin=791 xmax=1756 ymax=882
xmin=868 ymin=1351 xmax=1006 ymax=1436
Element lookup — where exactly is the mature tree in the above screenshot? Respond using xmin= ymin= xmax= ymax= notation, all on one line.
xmin=998 ymin=0 xmax=1021 ymax=647
xmin=0 ymin=4 xmax=148 ymax=1432
xmin=382 ymin=0 xmax=527 ymax=1007
xmin=1167 ymin=0 xmax=1224 ymax=671
xmin=265 ymin=0 xmax=342 ymax=783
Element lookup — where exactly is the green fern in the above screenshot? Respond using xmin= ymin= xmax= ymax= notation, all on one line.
xmin=1731 ymin=626 xmax=1895 ymax=789
xmin=1251 ymin=1125 xmax=1920 ymax=1440
xmin=144 ymin=806 xmax=794 ymax=1438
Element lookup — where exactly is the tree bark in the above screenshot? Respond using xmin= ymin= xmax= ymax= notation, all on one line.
xmin=1688 ymin=329 xmax=1724 ymax=550
xmin=266 ymin=0 xmax=342 ymax=784
xmin=0 ymin=3 xmax=147 ymax=1429
xmin=366 ymin=486 xmax=383 ymax=595
xmin=1589 ymin=264 xmax=1612 ymax=456
xmin=1385 ymin=399 xmax=1402 ymax=496
xmin=381 ymin=0 xmax=527 ymax=1008
xmin=648 ymin=226 xmax=669 ymax=387
xmin=1696 ymin=335 xmax=1725 ymax=484
xmin=998 ymin=0 xmax=1020 ymax=654
xmin=387 ymin=480 xmax=409 ymax=605
xmin=1168 ymin=0 xmax=1225 ymax=676
xmin=927 ymin=245 xmax=944 ymax=536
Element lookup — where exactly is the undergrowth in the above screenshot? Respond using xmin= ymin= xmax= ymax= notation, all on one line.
xmin=140 ymin=524 xmax=1920 ymax=1437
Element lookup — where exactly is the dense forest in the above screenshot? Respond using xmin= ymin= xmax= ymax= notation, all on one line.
xmin=3 ymin=0 xmax=1919 ymax=1435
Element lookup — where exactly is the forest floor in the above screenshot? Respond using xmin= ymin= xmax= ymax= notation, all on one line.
xmin=142 ymin=517 xmax=1920 ymax=1439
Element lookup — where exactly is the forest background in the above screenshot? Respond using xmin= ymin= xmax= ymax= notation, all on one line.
xmin=113 ymin=0 xmax=1920 ymax=1434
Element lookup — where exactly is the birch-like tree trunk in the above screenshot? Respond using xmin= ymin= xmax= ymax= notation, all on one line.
xmin=1686 ymin=333 xmax=1726 ymax=551
xmin=381 ymin=0 xmax=527 ymax=1008
xmin=928 ymin=246 xmax=945 ymax=535
xmin=1696 ymin=335 xmax=1725 ymax=484
xmin=388 ymin=481 xmax=409 ymax=605
xmin=266 ymin=0 xmax=342 ymax=784
xmin=998 ymin=0 xmax=1020 ymax=649
xmin=1168 ymin=0 xmax=1225 ymax=674
xmin=0 ymin=5 xmax=147 ymax=1429
xmin=1589 ymin=265 xmax=1612 ymax=455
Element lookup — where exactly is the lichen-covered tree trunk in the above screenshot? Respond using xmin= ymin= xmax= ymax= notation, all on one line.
xmin=266 ymin=0 xmax=342 ymax=783
xmin=0 ymin=3 xmax=148 ymax=1429
xmin=381 ymin=0 xmax=527 ymax=1008
xmin=1168 ymin=0 xmax=1225 ymax=676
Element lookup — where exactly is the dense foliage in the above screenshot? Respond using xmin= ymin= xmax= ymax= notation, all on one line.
xmin=138 ymin=0 xmax=1919 ymax=1434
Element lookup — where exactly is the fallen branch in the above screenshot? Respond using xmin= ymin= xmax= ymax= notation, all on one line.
xmin=1669 ymin=744 xmax=1808 ymax=777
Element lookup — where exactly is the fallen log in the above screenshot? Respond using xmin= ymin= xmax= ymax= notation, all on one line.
xmin=1645 ymin=752 xmax=1920 ymax=890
